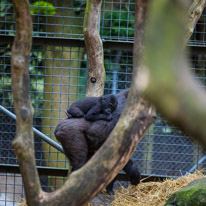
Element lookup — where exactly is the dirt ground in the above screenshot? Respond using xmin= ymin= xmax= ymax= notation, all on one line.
xmin=89 ymin=181 xmax=129 ymax=206
xmin=89 ymin=192 xmax=114 ymax=206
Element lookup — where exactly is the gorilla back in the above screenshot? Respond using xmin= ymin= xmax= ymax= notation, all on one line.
xmin=54 ymin=89 xmax=141 ymax=194
xmin=66 ymin=94 xmax=118 ymax=121
xmin=55 ymin=89 xmax=129 ymax=157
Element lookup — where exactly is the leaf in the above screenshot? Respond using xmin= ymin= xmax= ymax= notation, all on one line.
xmin=30 ymin=1 xmax=56 ymax=15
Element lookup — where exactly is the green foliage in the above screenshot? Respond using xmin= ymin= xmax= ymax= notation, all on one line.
xmin=73 ymin=0 xmax=86 ymax=14
xmin=0 ymin=45 xmax=44 ymax=116
xmin=101 ymin=5 xmax=135 ymax=91
xmin=0 ymin=1 xmax=57 ymax=117
xmin=30 ymin=1 xmax=56 ymax=15
xmin=0 ymin=0 xmax=14 ymax=34
xmin=0 ymin=0 xmax=12 ymax=17
xmin=166 ymin=178 xmax=206 ymax=206
xmin=102 ymin=8 xmax=135 ymax=38
xmin=29 ymin=49 xmax=44 ymax=116
xmin=77 ymin=53 xmax=87 ymax=98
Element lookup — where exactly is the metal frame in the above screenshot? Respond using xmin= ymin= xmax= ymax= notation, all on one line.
xmin=1 ymin=34 xmax=206 ymax=181
xmin=1 ymin=35 xmax=206 ymax=54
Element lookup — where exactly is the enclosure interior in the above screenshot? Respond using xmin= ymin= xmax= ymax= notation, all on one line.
xmin=1 ymin=0 xmax=206 ymax=205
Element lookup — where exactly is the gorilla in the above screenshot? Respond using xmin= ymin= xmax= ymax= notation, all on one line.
xmin=66 ymin=94 xmax=118 ymax=121
xmin=54 ymin=89 xmax=141 ymax=195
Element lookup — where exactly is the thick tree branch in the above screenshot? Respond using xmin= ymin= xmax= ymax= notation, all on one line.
xmin=13 ymin=0 xmax=205 ymax=205
xmin=40 ymin=97 xmax=156 ymax=206
xmin=11 ymin=0 xmax=154 ymax=205
xmin=11 ymin=0 xmax=43 ymax=205
xmin=132 ymin=0 xmax=149 ymax=91
xmin=184 ymin=0 xmax=206 ymax=47
xmin=136 ymin=0 xmax=206 ymax=145
xmin=38 ymin=1 xmax=156 ymax=206
xmin=83 ymin=0 xmax=105 ymax=96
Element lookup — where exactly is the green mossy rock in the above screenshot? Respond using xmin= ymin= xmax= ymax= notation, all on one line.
xmin=166 ymin=178 xmax=206 ymax=206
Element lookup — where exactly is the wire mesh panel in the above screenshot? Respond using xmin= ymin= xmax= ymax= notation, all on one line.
xmin=134 ymin=117 xmax=197 ymax=177
xmin=101 ymin=0 xmax=135 ymax=41
xmin=0 ymin=0 xmax=15 ymax=36
xmin=0 ymin=0 xmax=86 ymax=38
xmin=132 ymin=54 xmax=206 ymax=177
xmin=1 ymin=0 xmax=206 ymax=45
xmin=190 ymin=9 xmax=206 ymax=46
xmin=1 ymin=45 xmax=206 ymax=174
xmin=0 ymin=173 xmax=24 ymax=206
xmin=104 ymin=49 xmax=133 ymax=93
xmin=1 ymin=0 xmax=206 ymax=205
xmin=0 ymin=44 xmax=88 ymax=168
xmin=0 ymin=172 xmax=67 ymax=206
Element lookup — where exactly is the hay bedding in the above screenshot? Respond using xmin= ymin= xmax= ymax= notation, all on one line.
xmin=110 ymin=171 xmax=205 ymax=206
xmin=18 ymin=171 xmax=205 ymax=206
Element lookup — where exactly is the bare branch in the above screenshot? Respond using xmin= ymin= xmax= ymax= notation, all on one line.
xmin=83 ymin=0 xmax=105 ymax=96
xmin=39 ymin=1 xmax=156 ymax=205
xmin=184 ymin=0 xmax=206 ymax=47
xmin=132 ymin=0 xmax=149 ymax=87
xmin=138 ymin=0 xmax=206 ymax=145
xmin=11 ymin=0 xmax=43 ymax=205
xmin=41 ymin=97 xmax=156 ymax=206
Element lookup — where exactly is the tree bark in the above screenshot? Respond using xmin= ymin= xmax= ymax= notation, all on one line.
xmin=137 ymin=0 xmax=206 ymax=145
xmin=39 ymin=98 xmax=156 ymax=206
xmin=132 ymin=0 xmax=149 ymax=85
xmin=11 ymin=0 xmax=156 ymax=205
xmin=184 ymin=0 xmax=206 ymax=47
xmin=83 ymin=0 xmax=105 ymax=96
xmin=11 ymin=0 xmax=43 ymax=205
xmin=12 ymin=0 xmax=206 ymax=205
xmin=11 ymin=0 xmax=155 ymax=205
xmin=40 ymin=1 xmax=156 ymax=205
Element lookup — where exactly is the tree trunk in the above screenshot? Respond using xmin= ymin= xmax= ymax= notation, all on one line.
xmin=11 ymin=0 xmax=206 ymax=205
xmin=83 ymin=0 xmax=105 ymax=97
xmin=42 ymin=1 xmax=84 ymax=188
xmin=11 ymin=0 xmax=43 ymax=205
xmin=139 ymin=0 xmax=206 ymax=146
xmin=184 ymin=0 xmax=206 ymax=47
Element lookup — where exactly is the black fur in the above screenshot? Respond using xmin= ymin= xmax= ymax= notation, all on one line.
xmin=66 ymin=94 xmax=118 ymax=121
xmin=54 ymin=89 xmax=141 ymax=194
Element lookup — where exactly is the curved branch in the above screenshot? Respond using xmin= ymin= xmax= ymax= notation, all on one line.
xmin=137 ymin=0 xmax=206 ymax=145
xmin=184 ymin=0 xmax=206 ymax=47
xmin=11 ymin=0 xmax=42 ymax=205
xmin=42 ymin=97 xmax=156 ymax=206
xmin=11 ymin=0 xmax=157 ymax=205
xmin=39 ymin=1 xmax=156 ymax=206
xmin=83 ymin=0 xmax=105 ymax=96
